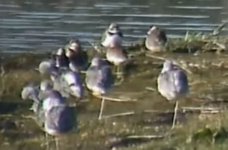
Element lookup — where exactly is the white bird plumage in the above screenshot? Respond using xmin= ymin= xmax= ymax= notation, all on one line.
xmin=101 ymin=23 xmax=123 ymax=48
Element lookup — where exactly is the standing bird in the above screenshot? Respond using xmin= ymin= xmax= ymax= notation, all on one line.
xmin=157 ymin=60 xmax=189 ymax=128
xmin=37 ymin=91 xmax=74 ymax=150
xmin=22 ymin=80 xmax=75 ymax=150
xmin=65 ymin=39 xmax=88 ymax=72
xmin=85 ymin=57 xmax=114 ymax=119
xmin=101 ymin=23 xmax=123 ymax=48
xmin=145 ymin=26 xmax=167 ymax=52
xmin=43 ymin=105 xmax=76 ymax=150
xmin=101 ymin=23 xmax=127 ymax=79
xmin=106 ymin=46 xmax=128 ymax=80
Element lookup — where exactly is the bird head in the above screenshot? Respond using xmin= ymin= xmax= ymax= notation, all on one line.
xmin=108 ymin=23 xmax=120 ymax=34
xmin=66 ymin=40 xmax=82 ymax=58
xmin=21 ymin=85 xmax=39 ymax=102
xmin=147 ymin=26 xmax=160 ymax=35
xmin=56 ymin=48 xmax=65 ymax=56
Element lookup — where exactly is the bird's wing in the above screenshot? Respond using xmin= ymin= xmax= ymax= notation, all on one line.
xmin=173 ymin=70 xmax=189 ymax=94
xmin=158 ymin=30 xmax=167 ymax=44
xmin=46 ymin=106 xmax=76 ymax=132
xmin=118 ymin=31 xmax=124 ymax=37
xmin=34 ymin=101 xmax=45 ymax=128
xmin=157 ymin=71 xmax=177 ymax=99
xmin=86 ymin=67 xmax=100 ymax=89
xmin=99 ymin=66 xmax=114 ymax=89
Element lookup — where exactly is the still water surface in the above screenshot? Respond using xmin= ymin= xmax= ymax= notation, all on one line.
xmin=0 ymin=0 xmax=228 ymax=53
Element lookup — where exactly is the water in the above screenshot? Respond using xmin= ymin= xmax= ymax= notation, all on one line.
xmin=0 ymin=0 xmax=227 ymax=53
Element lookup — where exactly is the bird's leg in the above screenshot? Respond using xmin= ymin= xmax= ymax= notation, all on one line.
xmin=41 ymin=133 xmax=59 ymax=150
xmin=98 ymin=97 xmax=105 ymax=120
xmin=0 ymin=65 xmax=5 ymax=96
xmin=117 ymin=65 xmax=124 ymax=77
xmin=172 ymin=101 xmax=179 ymax=129
xmin=46 ymin=133 xmax=50 ymax=150
xmin=117 ymin=65 xmax=120 ymax=76
xmin=55 ymin=137 xmax=59 ymax=150
xmin=114 ymin=65 xmax=118 ymax=76
xmin=115 ymin=65 xmax=124 ymax=85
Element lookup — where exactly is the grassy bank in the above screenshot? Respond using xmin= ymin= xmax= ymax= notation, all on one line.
xmin=1 ymin=33 xmax=228 ymax=150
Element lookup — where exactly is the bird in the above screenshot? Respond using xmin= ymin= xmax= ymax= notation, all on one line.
xmin=22 ymin=80 xmax=75 ymax=150
xmin=106 ymin=45 xmax=128 ymax=81
xmin=61 ymin=70 xmax=84 ymax=100
xmin=64 ymin=39 xmax=88 ymax=72
xmin=21 ymin=84 xmax=40 ymax=102
xmin=38 ymin=59 xmax=58 ymax=76
xmin=47 ymin=69 xmax=70 ymax=98
xmin=101 ymin=23 xmax=123 ymax=48
xmin=39 ymin=79 xmax=53 ymax=93
xmin=43 ymin=105 xmax=76 ymax=150
xmin=39 ymin=80 xmax=66 ymax=111
xmin=54 ymin=48 xmax=69 ymax=68
xmin=145 ymin=26 xmax=167 ymax=52
xmin=100 ymin=23 xmax=127 ymax=80
xmin=21 ymin=84 xmax=40 ymax=113
xmin=157 ymin=60 xmax=189 ymax=128
xmin=85 ymin=57 xmax=114 ymax=119
xmin=39 ymin=88 xmax=75 ymax=150
xmin=36 ymin=90 xmax=74 ymax=150
xmin=37 ymin=56 xmax=83 ymax=101
xmin=21 ymin=80 xmax=66 ymax=114
xmin=37 ymin=59 xmax=61 ymax=83
xmin=47 ymin=67 xmax=84 ymax=101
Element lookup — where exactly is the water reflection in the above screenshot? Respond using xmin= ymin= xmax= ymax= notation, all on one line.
xmin=0 ymin=0 xmax=227 ymax=53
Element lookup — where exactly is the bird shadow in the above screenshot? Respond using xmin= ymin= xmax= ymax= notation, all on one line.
xmin=0 ymin=101 xmax=28 ymax=114
xmin=137 ymin=111 xmax=188 ymax=127
xmin=108 ymin=136 xmax=154 ymax=149
xmin=124 ymin=61 xmax=138 ymax=78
